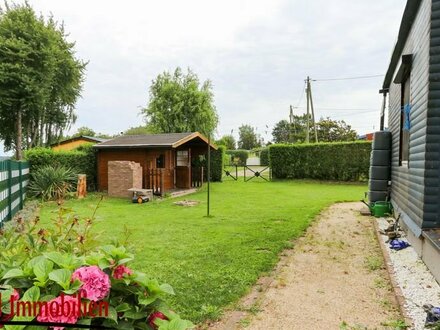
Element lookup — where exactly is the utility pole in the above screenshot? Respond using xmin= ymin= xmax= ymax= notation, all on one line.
xmin=307 ymin=78 xmax=318 ymax=143
xmin=306 ymin=77 xmax=310 ymax=143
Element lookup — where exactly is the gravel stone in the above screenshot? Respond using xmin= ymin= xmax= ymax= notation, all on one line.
xmin=377 ymin=218 xmax=440 ymax=330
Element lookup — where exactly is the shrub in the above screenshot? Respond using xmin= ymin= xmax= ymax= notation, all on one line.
xmin=259 ymin=148 xmax=270 ymax=166
xmin=209 ymin=145 xmax=225 ymax=182
xmin=225 ymin=150 xmax=249 ymax=166
xmin=25 ymin=146 xmax=97 ymax=191
xmin=0 ymin=202 xmax=193 ymax=329
xmin=28 ymin=164 xmax=76 ymax=200
xmin=269 ymin=141 xmax=371 ymax=181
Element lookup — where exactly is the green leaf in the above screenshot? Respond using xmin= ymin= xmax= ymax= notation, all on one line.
xmin=105 ymin=306 xmax=118 ymax=323
xmin=33 ymin=258 xmax=53 ymax=281
xmin=2 ymin=268 xmax=24 ymax=280
xmin=123 ymin=309 xmax=146 ymax=320
xmin=63 ymin=279 xmax=81 ymax=294
xmin=44 ymin=252 xmax=67 ymax=267
xmin=157 ymin=318 xmax=194 ymax=330
xmin=98 ymin=258 xmax=111 ymax=269
xmin=115 ymin=303 xmax=131 ymax=312
xmin=22 ymin=286 xmax=40 ymax=302
xmin=159 ymin=283 xmax=175 ymax=295
xmin=48 ymin=269 xmax=72 ymax=290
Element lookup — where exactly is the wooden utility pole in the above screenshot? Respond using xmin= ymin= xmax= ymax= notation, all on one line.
xmin=307 ymin=78 xmax=318 ymax=143
xmin=306 ymin=77 xmax=310 ymax=143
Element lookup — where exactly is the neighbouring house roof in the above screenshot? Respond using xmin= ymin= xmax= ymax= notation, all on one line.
xmin=94 ymin=132 xmax=217 ymax=150
xmin=383 ymin=0 xmax=422 ymax=89
xmin=52 ymin=135 xmax=108 ymax=147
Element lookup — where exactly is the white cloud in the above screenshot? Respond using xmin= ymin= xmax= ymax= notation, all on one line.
xmin=1 ymin=0 xmax=406 ymax=154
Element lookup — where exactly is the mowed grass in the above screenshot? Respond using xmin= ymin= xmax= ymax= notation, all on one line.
xmin=39 ymin=180 xmax=366 ymax=323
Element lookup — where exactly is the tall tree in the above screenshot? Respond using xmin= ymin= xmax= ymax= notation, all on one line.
xmin=272 ymin=115 xmax=309 ymax=143
xmin=316 ymin=117 xmax=357 ymax=142
xmin=72 ymin=126 xmax=96 ymax=137
xmin=123 ymin=125 xmax=156 ymax=136
xmin=0 ymin=3 xmax=86 ymax=158
xmin=216 ymin=135 xmax=236 ymax=150
xmin=142 ymin=67 xmax=218 ymax=137
xmin=238 ymin=125 xmax=261 ymax=150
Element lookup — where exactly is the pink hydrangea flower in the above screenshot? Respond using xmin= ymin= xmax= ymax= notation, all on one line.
xmin=0 ymin=289 xmax=20 ymax=328
xmin=71 ymin=266 xmax=110 ymax=301
xmin=113 ymin=265 xmax=133 ymax=279
xmin=37 ymin=295 xmax=78 ymax=330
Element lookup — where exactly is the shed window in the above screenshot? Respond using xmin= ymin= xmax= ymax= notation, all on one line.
xmin=177 ymin=150 xmax=189 ymax=166
xmin=156 ymin=154 xmax=165 ymax=168
xmin=400 ymin=74 xmax=410 ymax=166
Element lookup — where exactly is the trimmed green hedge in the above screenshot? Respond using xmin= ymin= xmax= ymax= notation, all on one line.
xmin=225 ymin=150 xmax=249 ymax=166
xmin=260 ymin=148 xmax=269 ymax=166
xmin=209 ymin=145 xmax=225 ymax=182
xmin=25 ymin=145 xmax=98 ymax=190
xmin=269 ymin=141 xmax=371 ymax=181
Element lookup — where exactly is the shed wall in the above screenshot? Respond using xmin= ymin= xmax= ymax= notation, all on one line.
xmin=425 ymin=0 xmax=440 ymax=228
xmin=389 ymin=0 xmax=431 ymax=230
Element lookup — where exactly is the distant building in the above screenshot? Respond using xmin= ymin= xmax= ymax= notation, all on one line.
xmin=51 ymin=136 xmax=107 ymax=151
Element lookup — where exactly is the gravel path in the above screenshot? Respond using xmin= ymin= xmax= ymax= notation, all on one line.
xmin=377 ymin=218 xmax=440 ymax=330
xmin=209 ymin=202 xmax=402 ymax=330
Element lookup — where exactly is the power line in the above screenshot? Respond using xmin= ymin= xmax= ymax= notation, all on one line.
xmin=298 ymin=107 xmax=378 ymax=111
xmin=312 ymin=74 xmax=384 ymax=82
xmin=295 ymin=81 xmax=307 ymax=107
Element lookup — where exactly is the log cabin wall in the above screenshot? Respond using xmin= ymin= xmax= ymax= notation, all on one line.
xmin=97 ymin=148 xmax=175 ymax=191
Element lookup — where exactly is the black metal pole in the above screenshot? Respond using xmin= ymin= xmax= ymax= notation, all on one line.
xmin=207 ymin=134 xmax=211 ymax=217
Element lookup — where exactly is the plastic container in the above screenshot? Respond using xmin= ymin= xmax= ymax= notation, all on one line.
xmin=370 ymin=201 xmax=392 ymax=217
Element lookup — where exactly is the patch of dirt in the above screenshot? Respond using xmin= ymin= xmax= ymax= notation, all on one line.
xmin=173 ymin=200 xmax=200 ymax=207
xmin=207 ymin=202 xmax=402 ymax=330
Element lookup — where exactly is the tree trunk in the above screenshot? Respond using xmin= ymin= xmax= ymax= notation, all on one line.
xmin=16 ymin=109 xmax=23 ymax=160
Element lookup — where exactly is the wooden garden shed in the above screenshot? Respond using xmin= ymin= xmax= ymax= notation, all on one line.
xmin=94 ymin=132 xmax=216 ymax=194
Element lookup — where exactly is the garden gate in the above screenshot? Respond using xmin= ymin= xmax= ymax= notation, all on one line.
xmin=0 ymin=159 xmax=30 ymax=225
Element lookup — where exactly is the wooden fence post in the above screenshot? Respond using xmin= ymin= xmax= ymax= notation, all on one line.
xmin=160 ymin=169 xmax=165 ymax=196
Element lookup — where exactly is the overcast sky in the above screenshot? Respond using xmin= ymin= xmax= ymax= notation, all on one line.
xmin=2 ymin=0 xmax=406 ymax=153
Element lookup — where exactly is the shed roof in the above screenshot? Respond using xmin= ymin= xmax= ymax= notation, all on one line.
xmin=52 ymin=135 xmax=108 ymax=147
xmin=94 ymin=132 xmax=217 ymax=149
xmin=382 ymin=0 xmax=422 ymax=89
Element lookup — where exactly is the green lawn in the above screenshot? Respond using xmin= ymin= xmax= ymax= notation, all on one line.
xmin=39 ymin=180 xmax=366 ymax=323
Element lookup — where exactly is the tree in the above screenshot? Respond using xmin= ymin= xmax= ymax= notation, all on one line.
xmin=216 ymin=135 xmax=236 ymax=150
xmin=124 ymin=125 xmax=156 ymax=136
xmin=0 ymin=3 xmax=86 ymax=158
xmin=238 ymin=125 xmax=261 ymax=150
xmin=72 ymin=126 xmax=96 ymax=137
xmin=272 ymin=115 xmax=309 ymax=143
xmin=142 ymin=67 xmax=218 ymax=137
xmin=316 ymin=117 xmax=357 ymax=142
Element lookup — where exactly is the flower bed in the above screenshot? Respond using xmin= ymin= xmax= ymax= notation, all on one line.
xmin=0 ymin=201 xmax=193 ymax=330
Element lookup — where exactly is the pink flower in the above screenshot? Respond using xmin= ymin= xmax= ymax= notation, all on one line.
xmin=113 ymin=265 xmax=133 ymax=279
xmin=147 ymin=311 xmax=168 ymax=329
xmin=36 ymin=294 xmax=78 ymax=330
xmin=71 ymin=266 xmax=110 ymax=301
xmin=0 ymin=290 xmax=20 ymax=328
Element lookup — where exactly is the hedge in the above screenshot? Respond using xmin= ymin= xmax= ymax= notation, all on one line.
xmin=25 ymin=145 xmax=98 ymax=190
xmin=269 ymin=141 xmax=371 ymax=181
xmin=260 ymin=148 xmax=269 ymax=166
xmin=225 ymin=150 xmax=249 ymax=166
xmin=209 ymin=145 xmax=225 ymax=182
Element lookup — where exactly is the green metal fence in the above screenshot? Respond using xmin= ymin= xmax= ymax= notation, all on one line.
xmin=0 ymin=159 xmax=30 ymax=225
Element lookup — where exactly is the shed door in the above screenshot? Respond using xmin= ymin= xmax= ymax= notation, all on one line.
xmin=175 ymin=150 xmax=191 ymax=188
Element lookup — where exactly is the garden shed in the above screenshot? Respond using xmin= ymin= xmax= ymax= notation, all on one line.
xmin=51 ymin=135 xmax=107 ymax=151
xmin=379 ymin=0 xmax=440 ymax=282
xmin=94 ymin=132 xmax=216 ymax=194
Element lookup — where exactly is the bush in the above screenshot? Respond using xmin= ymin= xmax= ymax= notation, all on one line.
xmin=269 ymin=141 xmax=371 ymax=181
xmin=28 ymin=164 xmax=76 ymax=200
xmin=25 ymin=146 xmax=97 ymax=190
xmin=260 ymin=148 xmax=269 ymax=166
xmin=209 ymin=145 xmax=225 ymax=182
xmin=0 ymin=203 xmax=193 ymax=329
xmin=225 ymin=150 xmax=249 ymax=166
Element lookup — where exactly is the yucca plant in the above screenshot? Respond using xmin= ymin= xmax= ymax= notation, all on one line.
xmin=28 ymin=164 xmax=77 ymax=201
